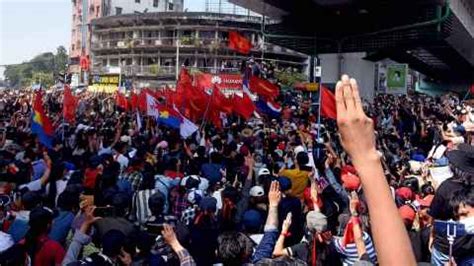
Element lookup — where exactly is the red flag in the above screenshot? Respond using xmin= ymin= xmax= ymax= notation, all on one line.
xmin=195 ymin=73 xmax=213 ymax=90
xmin=115 ymin=91 xmax=129 ymax=111
xmin=185 ymin=87 xmax=207 ymax=120
xmin=178 ymin=68 xmax=193 ymax=89
xmin=130 ymin=90 xmax=139 ymax=111
xmin=342 ymin=216 xmax=361 ymax=246
xmin=207 ymin=109 xmax=223 ymax=129
xmin=137 ymin=90 xmax=148 ymax=113
xmin=249 ymin=76 xmax=279 ymax=100
xmin=233 ymin=93 xmax=255 ymax=119
xmin=63 ymin=85 xmax=77 ymax=123
xmin=320 ymin=86 xmax=337 ymax=120
xmin=33 ymin=91 xmax=54 ymax=136
xmin=228 ymin=31 xmax=252 ymax=54
xmin=212 ymin=89 xmax=233 ymax=114
xmin=470 ymin=84 xmax=474 ymax=94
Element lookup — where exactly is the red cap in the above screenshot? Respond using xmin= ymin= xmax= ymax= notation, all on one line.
xmin=341 ymin=173 xmax=361 ymax=191
xmin=399 ymin=205 xmax=416 ymax=225
xmin=341 ymin=165 xmax=357 ymax=175
xmin=396 ymin=187 xmax=414 ymax=201
xmin=239 ymin=145 xmax=249 ymax=156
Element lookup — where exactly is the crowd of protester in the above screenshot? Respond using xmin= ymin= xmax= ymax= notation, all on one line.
xmin=0 ymin=71 xmax=472 ymax=266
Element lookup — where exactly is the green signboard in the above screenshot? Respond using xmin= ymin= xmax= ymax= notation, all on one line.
xmin=387 ymin=64 xmax=407 ymax=90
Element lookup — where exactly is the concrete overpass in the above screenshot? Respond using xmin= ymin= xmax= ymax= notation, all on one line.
xmin=230 ymin=0 xmax=474 ymax=83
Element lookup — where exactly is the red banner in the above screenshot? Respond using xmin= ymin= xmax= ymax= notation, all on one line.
xmin=195 ymin=73 xmax=243 ymax=97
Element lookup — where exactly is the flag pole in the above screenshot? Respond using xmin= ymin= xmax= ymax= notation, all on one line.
xmin=62 ymin=84 xmax=66 ymax=144
xmin=199 ymin=83 xmax=215 ymax=132
xmin=175 ymin=39 xmax=180 ymax=81
xmin=260 ymin=2 xmax=266 ymax=61
xmin=316 ymin=86 xmax=322 ymax=160
xmin=462 ymin=85 xmax=472 ymax=101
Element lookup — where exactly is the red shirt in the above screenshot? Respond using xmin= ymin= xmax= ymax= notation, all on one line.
xmin=20 ymin=235 xmax=65 ymax=266
xmin=164 ymin=170 xmax=184 ymax=179
xmin=84 ymin=168 xmax=101 ymax=189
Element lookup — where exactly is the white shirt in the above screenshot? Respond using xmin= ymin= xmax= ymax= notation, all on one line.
xmin=115 ymin=153 xmax=129 ymax=171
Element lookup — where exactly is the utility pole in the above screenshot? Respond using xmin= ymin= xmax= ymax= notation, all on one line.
xmin=175 ymin=33 xmax=180 ymax=81
xmin=260 ymin=2 xmax=266 ymax=61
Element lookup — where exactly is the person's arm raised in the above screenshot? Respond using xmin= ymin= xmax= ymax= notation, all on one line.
xmin=40 ymin=152 xmax=52 ymax=186
xmin=335 ymin=74 xmax=415 ymax=266
xmin=109 ymin=119 xmax=122 ymax=148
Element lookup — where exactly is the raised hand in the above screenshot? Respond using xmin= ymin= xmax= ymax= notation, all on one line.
xmin=244 ymin=153 xmax=255 ymax=169
xmin=310 ymin=181 xmax=319 ymax=202
xmin=43 ymin=151 xmax=52 ymax=168
xmin=162 ymin=223 xmax=186 ymax=253
xmin=335 ymin=75 xmax=378 ymax=164
xmin=349 ymin=191 xmax=360 ymax=216
xmin=162 ymin=224 xmax=179 ymax=246
xmin=282 ymin=212 xmax=292 ymax=234
xmin=80 ymin=205 xmax=101 ymax=234
xmin=268 ymin=181 xmax=281 ymax=208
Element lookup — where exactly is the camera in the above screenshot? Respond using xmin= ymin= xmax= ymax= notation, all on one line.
xmin=146 ymin=223 xmax=164 ymax=235
xmin=93 ymin=206 xmax=115 ymax=217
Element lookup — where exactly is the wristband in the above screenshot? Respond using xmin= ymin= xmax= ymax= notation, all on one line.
xmin=280 ymin=232 xmax=291 ymax=238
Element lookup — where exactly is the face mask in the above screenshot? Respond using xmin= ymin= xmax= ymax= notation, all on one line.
xmin=459 ymin=216 xmax=474 ymax=234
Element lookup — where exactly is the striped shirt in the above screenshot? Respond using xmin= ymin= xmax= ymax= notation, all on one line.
xmin=176 ymin=249 xmax=196 ymax=266
xmin=332 ymin=232 xmax=378 ymax=266
xmin=132 ymin=188 xmax=158 ymax=224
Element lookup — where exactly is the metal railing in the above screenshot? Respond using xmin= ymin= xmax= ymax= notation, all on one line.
xmin=90 ymin=36 xmax=307 ymax=58
xmin=91 ymin=37 xmax=244 ymax=50
xmin=90 ymin=65 xmax=241 ymax=76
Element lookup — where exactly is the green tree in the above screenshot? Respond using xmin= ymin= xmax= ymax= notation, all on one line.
xmin=54 ymin=46 xmax=68 ymax=73
xmin=26 ymin=72 xmax=54 ymax=88
xmin=275 ymin=69 xmax=307 ymax=87
xmin=4 ymin=65 xmax=22 ymax=87
xmin=4 ymin=46 xmax=68 ymax=88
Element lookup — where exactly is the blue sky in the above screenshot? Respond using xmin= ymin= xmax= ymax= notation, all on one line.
xmin=0 ymin=0 xmax=209 ymax=67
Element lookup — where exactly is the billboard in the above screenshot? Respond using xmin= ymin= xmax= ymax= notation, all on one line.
xmin=88 ymin=74 xmax=120 ymax=93
xmin=387 ymin=64 xmax=407 ymax=90
xmin=376 ymin=63 xmax=408 ymax=94
xmin=91 ymin=75 xmax=120 ymax=85
xmin=195 ymin=73 xmax=243 ymax=97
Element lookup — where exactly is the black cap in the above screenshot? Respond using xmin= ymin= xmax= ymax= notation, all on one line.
xmin=29 ymin=206 xmax=55 ymax=227
xmin=296 ymin=152 xmax=309 ymax=166
xmin=148 ymin=191 xmax=165 ymax=215
xmin=102 ymin=229 xmax=126 ymax=257
xmin=22 ymin=191 xmax=41 ymax=210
